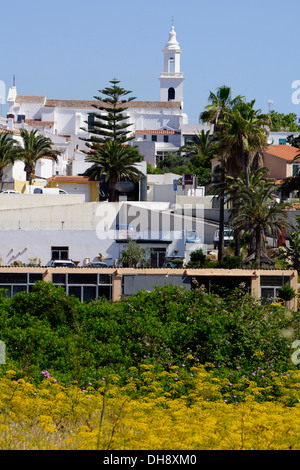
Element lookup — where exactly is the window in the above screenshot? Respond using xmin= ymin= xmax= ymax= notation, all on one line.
xmin=151 ymin=135 xmax=157 ymax=142
xmin=51 ymin=246 xmax=69 ymax=260
xmin=51 ymin=272 xmax=113 ymax=302
xmin=68 ymin=273 xmax=97 ymax=284
xmin=0 ymin=273 xmax=27 ymax=284
xmin=260 ymin=276 xmax=290 ymax=304
xmin=163 ymin=135 xmax=169 ymax=143
xmin=292 ymin=164 xmax=300 ymax=176
xmin=279 ymin=139 xmax=286 ymax=145
xmin=168 ymin=58 xmax=175 ymax=73
xmin=168 ymin=88 xmax=175 ymax=101
xmin=99 ymin=274 xmax=112 ymax=284
xmin=87 ymin=115 xmax=94 ymax=131
xmin=52 ymin=273 xmax=66 ymax=285
xmin=17 ymin=114 xmax=26 ymax=123
xmin=150 ymin=248 xmax=166 ymax=267
xmin=0 ymin=272 xmax=43 ymax=297
xmin=29 ymin=273 xmax=43 ymax=284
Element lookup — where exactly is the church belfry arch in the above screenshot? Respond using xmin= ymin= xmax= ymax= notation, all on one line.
xmin=159 ymin=25 xmax=184 ymax=107
xmin=168 ymin=87 xmax=175 ymax=101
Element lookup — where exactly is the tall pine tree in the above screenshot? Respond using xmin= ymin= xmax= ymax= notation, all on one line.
xmin=81 ymin=78 xmax=136 ymax=150
xmin=80 ymin=79 xmax=144 ymax=202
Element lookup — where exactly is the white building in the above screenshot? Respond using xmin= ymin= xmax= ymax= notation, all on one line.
xmin=5 ymin=25 xmax=189 ymax=175
xmin=0 ymin=196 xmax=206 ymax=268
xmin=267 ymin=131 xmax=299 ymax=146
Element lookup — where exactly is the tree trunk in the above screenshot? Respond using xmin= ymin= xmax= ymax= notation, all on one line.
xmin=232 ymin=194 xmax=241 ymax=256
xmin=24 ymin=164 xmax=33 ymax=184
xmin=245 ymin=165 xmax=250 ymax=189
xmin=218 ymin=164 xmax=225 ymax=262
xmin=255 ymin=228 xmax=262 ymax=267
xmin=109 ymin=177 xmax=116 ymax=202
xmin=234 ymin=228 xmax=241 ymax=256
xmin=218 ymin=190 xmax=225 ymax=261
xmin=0 ymin=168 xmax=3 ymax=190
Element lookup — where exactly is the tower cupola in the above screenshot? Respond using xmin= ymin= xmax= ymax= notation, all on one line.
xmin=159 ymin=25 xmax=184 ymax=105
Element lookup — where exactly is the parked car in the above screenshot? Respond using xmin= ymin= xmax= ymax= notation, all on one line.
xmin=47 ymin=259 xmax=76 ymax=267
xmin=87 ymin=261 xmax=108 ymax=268
xmin=0 ymin=190 xmax=19 ymax=194
xmin=213 ymin=229 xmax=234 ymax=249
xmin=185 ymin=230 xmax=201 ymax=243
xmin=31 ymin=187 xmax=68 ymax=195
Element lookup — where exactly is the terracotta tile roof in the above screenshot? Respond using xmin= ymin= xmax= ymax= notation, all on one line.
xmin=263 ymin=145 xmax=300 ymax=162
xmin=25 ymin=119 xmax=54 ymax=127
xmin=0 ymin=128 xmax=20 ymax=135
xmin=15 ymin=95 xmax=46 ymax=104
xmin=47 ymin=176 xmax=92 ymax=182
xmin=135 ymin=129 xmax=179 ymax=135
xmin=14 ymin=95 xmax=182 ymax=111
xmin=125 ymin=101 xmax=181 ymax=109
xmin=45 ymin=99 xmax=95 ymax=108
xmin=45 ymin=99 xmax=181 ymax=109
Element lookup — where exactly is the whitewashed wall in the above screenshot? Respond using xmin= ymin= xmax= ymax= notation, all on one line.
xmin=0 ymin=230 xmax=120 ymax=266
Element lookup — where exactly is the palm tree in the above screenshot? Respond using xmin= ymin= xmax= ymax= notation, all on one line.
xmin=0 ymin=132 xmax=18 ymax=189
xmin=232 ymin=169 xmax=289 ymax=266
xmin=179 ymin=129 xmax=216 ymax=159
xmin=84 ymin=140 xmax=144 ymax=202
xmin=211 ymin=99 xmax=270 ymax=256
xmin=200 ymin=86 xmax=242 ymax=129
xmin=15 ymin=129 xmax=60 ymax=184
xmin=226 ymin=167 xmax=272 ymax=254
xmin=200 ymin=86 xmax=242 ymax=261
xmin=219 ymin=99 xmax=270 ymax=186
xmin=179 ymin=130 xmax=219 ymax=185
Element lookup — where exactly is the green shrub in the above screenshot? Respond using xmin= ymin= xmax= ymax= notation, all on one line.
xmin=219 ymin=254 xmax=242 ymax=269
xmin=277 ymin=284 xmax=296 ymax=302
xmin=187 ymin=248 xmax=206 ymax=268
xmin=0 ymin=281 xmax=298 ymax=386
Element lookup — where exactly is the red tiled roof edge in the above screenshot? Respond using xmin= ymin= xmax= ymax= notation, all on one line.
xmin=47 ymin=176 xmax=92 ymax=182
xmin=44 ymin=99 xmax=181 ymax=109
xmin=263 ymin=145 xmax=300 ymax=162
xmin=135 ymin=129 xmax=179 ymax=134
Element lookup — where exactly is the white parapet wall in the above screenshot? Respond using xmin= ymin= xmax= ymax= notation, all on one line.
xmin=0 ymin=194 xmax=85 ymax=210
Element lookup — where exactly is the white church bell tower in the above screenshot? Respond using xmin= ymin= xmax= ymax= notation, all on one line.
xmin=159 ymin=25 xmax=184 ymax=106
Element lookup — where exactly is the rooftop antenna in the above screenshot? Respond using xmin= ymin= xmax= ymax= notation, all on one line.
xmin=13 ymin=74 xmax=16 ymax=87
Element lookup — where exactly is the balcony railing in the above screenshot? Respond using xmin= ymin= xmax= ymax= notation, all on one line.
xmin=159 ymin=72 xmax=183 ymax=78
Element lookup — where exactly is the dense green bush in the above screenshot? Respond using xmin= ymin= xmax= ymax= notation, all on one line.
xmin=277 ymin=284 xmax=296 ymax=302
xmin=187 ymin=248 xmax=206 ymax=267
xmin=0 ymin=281 xmax=298 ymax=386
xmin=219 ymin=254 xmax=242 ymax=269
xmin=187 ymin=250 xmax=242 ymax=269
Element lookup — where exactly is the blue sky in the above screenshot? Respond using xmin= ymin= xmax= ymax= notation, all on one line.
xmin=1 ymin=0 xmax=299 ymax=123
